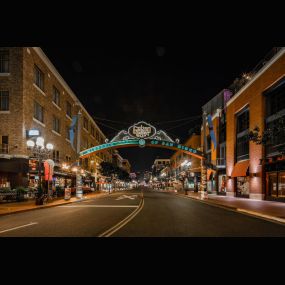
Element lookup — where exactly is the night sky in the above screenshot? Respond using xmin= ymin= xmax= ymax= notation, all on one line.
xmin=43 ymin=45 xmax=273 ymax=172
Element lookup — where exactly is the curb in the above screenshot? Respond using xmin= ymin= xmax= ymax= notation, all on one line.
xmin=174 ymin=192 xmax=285 ymax=226
xmin=0 ymin=192 xmax=111 ymax=217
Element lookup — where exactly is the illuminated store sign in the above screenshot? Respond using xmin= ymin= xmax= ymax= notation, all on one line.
xmin=128 ymin=121 xmax=156 ymax=139
xmin=26 ymin=129 xmax=40 ymax=138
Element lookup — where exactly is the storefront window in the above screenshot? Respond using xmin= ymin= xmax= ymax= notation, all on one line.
xmin=268 ymin=173 xmax=278 ymax=197
xmin=278 ymin=172 xmax=285 ymax=198
xmin=218 ymin=175 xmax=227 ymax=193
xmin=237 ymin=176 xmax=249 ymax=197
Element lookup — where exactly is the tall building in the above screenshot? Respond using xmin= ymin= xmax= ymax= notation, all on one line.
xmin=201 ymin=90 xmax=228 ymax=194
xmin=170 ymin=133 xmax=201 ymax=190
xmin=226 ymin=47 xmax=285 ymax=201
xmin=0 ymin=47 xmax=112 ymax=190
xmin=151 ymin=159 xmax=170 ymax=178
xmin=201 ymin=47 xmax=285 ymax=201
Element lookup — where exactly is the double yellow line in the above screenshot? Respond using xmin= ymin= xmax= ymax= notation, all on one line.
xmin=98 ymin=194 xmax=144 ymax=237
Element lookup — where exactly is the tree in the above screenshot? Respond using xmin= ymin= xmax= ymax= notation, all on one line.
xmin=248 ymin=117 xmax=285 ymax=152
xmin=99 ymin=161 xmax=117 ymax=178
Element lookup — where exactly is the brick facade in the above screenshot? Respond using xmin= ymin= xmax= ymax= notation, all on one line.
xmin=226 ymin=49 xmax=285 ymax=199
xmin=0 ymin=47 xmax=112 ymax=188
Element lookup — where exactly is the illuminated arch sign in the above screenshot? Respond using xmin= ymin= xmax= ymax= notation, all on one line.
xmin=80 ymin=139 xmax=205 ymax=160
xmin=110 ymin=121 xmax=174 ymax=142
xmin=79 ymin=121 xmax=204 ymax=159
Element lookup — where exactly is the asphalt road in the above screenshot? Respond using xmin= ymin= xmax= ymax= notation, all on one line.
xmin=1 ymin=188 xmax=285 ymax=237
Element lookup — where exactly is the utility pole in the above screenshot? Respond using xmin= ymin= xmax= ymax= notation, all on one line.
xmin=201 ymin=110 xmax=207 ymax=195
xmin=76 ymin=110 xmax=83 ymax=199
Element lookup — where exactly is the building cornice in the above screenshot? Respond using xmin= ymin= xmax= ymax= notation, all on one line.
xmin=32 ymin=47 xmax=106 ymax=140
xmin=226 ymin=48 xmax=285 ymax=107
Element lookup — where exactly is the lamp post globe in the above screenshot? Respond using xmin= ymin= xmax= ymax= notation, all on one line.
xmin=26 ymin=140 xmax=35 ymax=148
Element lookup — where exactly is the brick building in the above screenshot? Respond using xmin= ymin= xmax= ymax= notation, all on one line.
xmin=0 ymin=47 xmax=112 ymax=190
xmin=226 ymin=47 xmax=285 ymax=201
xmin=170 ymin=133 xmax=201 ymax=191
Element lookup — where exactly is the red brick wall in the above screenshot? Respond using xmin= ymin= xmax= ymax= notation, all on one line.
xmin=226 ymin=51 xmax=285 ymax=198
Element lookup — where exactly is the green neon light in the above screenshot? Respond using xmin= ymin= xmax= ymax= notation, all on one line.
xmin=80 ymin=139 xmax=203 ymax=158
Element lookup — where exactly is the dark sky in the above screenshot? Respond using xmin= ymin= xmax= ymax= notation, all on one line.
xmin=43 ymin=45 xmax=273 ymax=172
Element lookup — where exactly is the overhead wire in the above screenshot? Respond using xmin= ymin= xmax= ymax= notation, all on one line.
xmin=92 ymin=116 xmax=131 ymax=125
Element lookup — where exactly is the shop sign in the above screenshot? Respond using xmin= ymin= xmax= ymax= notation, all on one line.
xmin=26 ymin=129 xmax=40 ymax=138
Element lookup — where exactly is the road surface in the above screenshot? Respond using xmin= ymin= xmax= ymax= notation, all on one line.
xmin=1 ymin=188 xmax=285 ymax=237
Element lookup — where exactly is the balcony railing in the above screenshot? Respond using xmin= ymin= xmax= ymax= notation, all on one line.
xmin=216 ymin=158 xmax=226 ymax=168
xmin=228 ymin=47 xmax=283 ymax=99
xmin=0 ymin=144 xmax=9 ymax=154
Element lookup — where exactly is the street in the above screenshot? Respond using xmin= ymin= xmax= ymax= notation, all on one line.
xmin=1 ymin=188 xmax=285 ymax=237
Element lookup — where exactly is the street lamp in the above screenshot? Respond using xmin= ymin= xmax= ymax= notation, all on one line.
xmin=27 ymin=137 xmax=54 ymax=203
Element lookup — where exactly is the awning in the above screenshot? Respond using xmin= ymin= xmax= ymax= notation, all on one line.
xmin=231 ymin=160 xmax=250 ymax=177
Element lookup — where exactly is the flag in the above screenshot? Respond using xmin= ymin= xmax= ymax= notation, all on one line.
xmin=69 ymin=115 xmax=78 ymax=150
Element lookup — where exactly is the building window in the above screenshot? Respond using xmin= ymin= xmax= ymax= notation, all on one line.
xmin=66 ymin=126 xmax=70 ymax=140
xmin=53 ymin=116 xmax=60 ymax=133
xmin=237 ymin=108 xmax=249 ymax=133
xmin=52 ymin=86 xmax=60 ymax=107
xmin=236 ymin=135 xmax=249 ymax=161
xmin=236 ymin=108 xmax=249 ymax=162
xmin=0 ymin=51 xmax=9 ymax=73
xmin=206 ymin=135 xmax=211 ymax=151
xmin=1 ymin=136 xmax=8 ymax=154
xmin=34 ymin=65 xmax=44 ymax=91
xmin=34 ymin=101 xmax=44 ymax=123
xmin=53 ymin=150 xmax=60 ymax=163
xmin=66 ymin=101 xmax=72 ymax=118
xmin=0 ymin=91 xmax=9 ymax=111
xmin=82 ymin=138 xmax=88 ymax=150
xmin=83 ymin=117 xmax=88 ymax=130
xmin=96 ymin=130 xmax=99 ymax=142
xmin=91 ymin=125 xmax=95 ymax=137
xmin=265 ymin=118 xmax=285 ymax=156
xmin=266 ymin=79 xmax=285 ymax=117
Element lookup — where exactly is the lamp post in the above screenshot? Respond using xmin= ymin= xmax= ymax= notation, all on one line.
xmin=27 ymin=137 xmax=54 ymax=204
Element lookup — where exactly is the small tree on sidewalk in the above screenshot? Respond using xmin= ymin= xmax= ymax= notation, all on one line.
xmin=248 ymin=117 xmax=285 ymax=151
xmin=248 ymin=117 xmax=285 ymax=195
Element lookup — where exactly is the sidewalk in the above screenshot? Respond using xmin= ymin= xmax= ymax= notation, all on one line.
xmin=0 ymin=191 xmax=110 ymax=216
xmin=176 ymin=191 xmax=285 ymax=224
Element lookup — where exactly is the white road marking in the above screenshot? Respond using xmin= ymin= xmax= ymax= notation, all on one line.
xmin=116 ymin=195 xmax=138 ymax=201
xmin=0 ymin=222 xmax=38 ymax=234
xmin=59 ymin=205 xmax=138 ymax=208
xmin=99 ymin=195 xmax=145 ymax=237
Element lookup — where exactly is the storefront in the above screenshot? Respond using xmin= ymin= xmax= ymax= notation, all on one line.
xmin=0 ymin=158 xmax=29 ymax=189
xmin=217 ymin=170 xmax=227 ymax=195
xmin=265 ymin=160 xmax=285 ymax=202
xmin=207 ymin=169 xmax=216 ymax=193
xmin=231 ymin=160 xmax=250 ymax=198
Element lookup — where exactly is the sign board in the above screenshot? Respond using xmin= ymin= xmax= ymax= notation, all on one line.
xmin=64 ymin=188 xmax=71 ymax=200
xmin=26 ymin=129 xmax=40 ymax=138
xmin=128 ymin=121 xmax=156 ymax=139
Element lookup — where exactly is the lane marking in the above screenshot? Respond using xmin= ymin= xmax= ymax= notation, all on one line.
xmin=59 ymin=205 xmax=138 ymax=208
xmin=99 ymin=193 xmax=144 ymax=237
xmin=0 ymin=222 xmax=38 ymax=234
xmin=116 ymin=195 xmax=138 ymax=201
